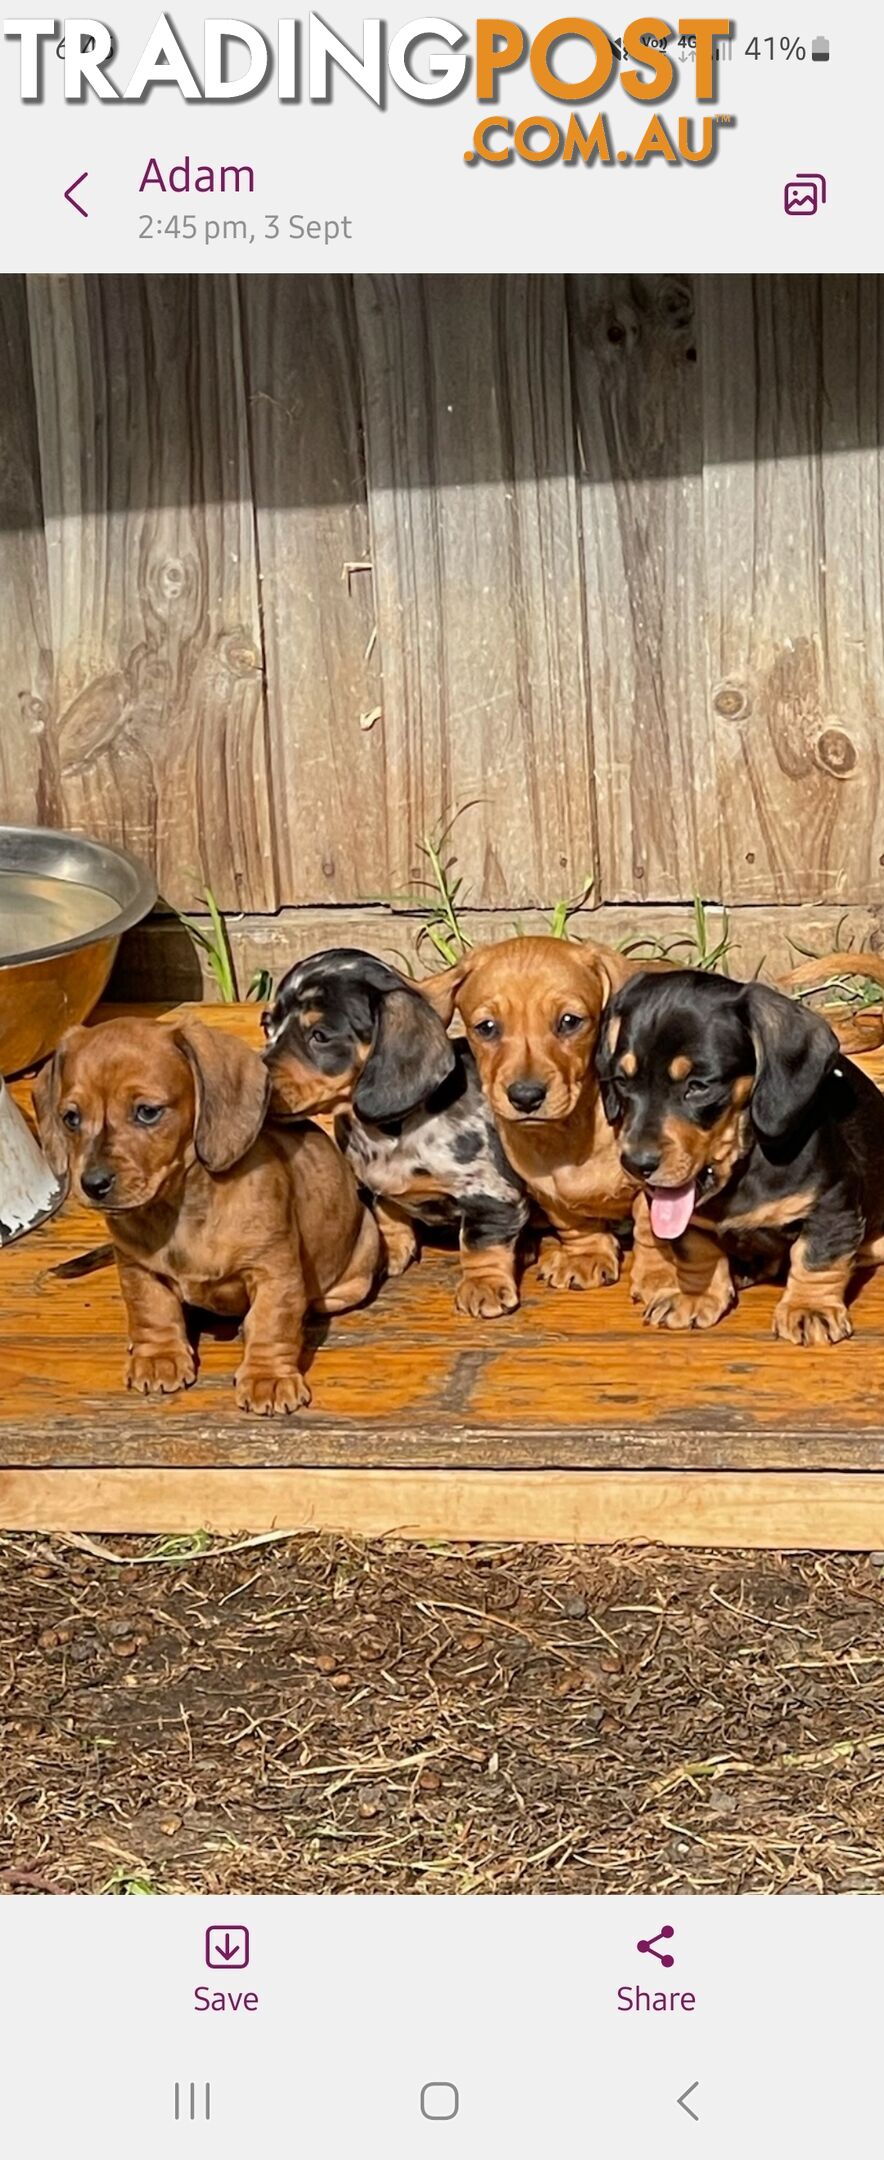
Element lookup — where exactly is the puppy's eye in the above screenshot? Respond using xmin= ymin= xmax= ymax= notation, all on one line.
xmin=133 ymin=1103 xmax=165 ymax=1126
xmin=260 ymin=1009 xmax=275 ymax=1039
xmin=309 ymin=1027 xmax=332 ymax=1048
xmin=556 ymin=1012 xmax=585 ymax=1037
xmin=61 ymin=1106 xmax=81 ymax=1132
xmin=472 ymin=1018 xmax=500 ymax=1042
xmin=683 ymin=1078 xmax=710 ymax=1101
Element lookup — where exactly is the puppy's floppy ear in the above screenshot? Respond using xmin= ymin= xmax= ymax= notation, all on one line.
xmin=354 ymin=988 xmax=456 ymax=1123
xmin=593 ymin=943 xmax=676 ymax=992
xmin=414 ymin=952 xmax=477 ymax=1028
xmin=173 ymin=1019 xmax=270 ymax=1173
xmin=576 ymin=939 xmax=674 ymax=1012
xmin=575 ymin=942 xmax=634 ymax=1010
xmin=595 ymin=987 xmax=630 ymax=1127
xmin=570 ymin=947 xmax=636 ymax=1118
xmin=32 ymin=1027 xmax=87 ymax=1180
xmin=742 ymin=984 xmax=839 ymax=1143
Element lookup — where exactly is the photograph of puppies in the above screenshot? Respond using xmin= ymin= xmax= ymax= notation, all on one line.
xmin=3 ymin=270 xmax=884 ymax=1899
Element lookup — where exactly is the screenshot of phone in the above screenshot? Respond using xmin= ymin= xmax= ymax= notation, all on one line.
xmin=0 ymin=7 xmax=880 ymax=2155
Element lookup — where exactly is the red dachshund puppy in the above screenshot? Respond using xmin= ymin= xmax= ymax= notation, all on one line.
xmin=35 ymin=1016 xmax=379 ymax=1413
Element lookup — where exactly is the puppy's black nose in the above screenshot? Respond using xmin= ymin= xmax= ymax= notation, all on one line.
xmin=81 ymin=1167 xmax=115 ymax=1203
xmin=622 ymin=1148 xmax=661 ymax=1182
xmin=507 ymin=1079 xmax=547 ymax=1114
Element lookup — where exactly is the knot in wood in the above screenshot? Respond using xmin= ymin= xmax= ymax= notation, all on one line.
xmin=659 ymin=278 xmax=694 ymax=332
xmin=158 ymin=557 xmax=189 ymax=600
xmin=815 ymin=726 xmax=857 ymax=779
xmin=18 ymin=692 xmax=48 ymax=727
xmin=221 ymin=633 xmax=260 ymax=678
xmin=57 ymin=673 xmax=129 ymax=776
xmin=712 ymin=684 xmax=750 ymax=722
xmin=604 ymin=303 xmax=638 ymax=350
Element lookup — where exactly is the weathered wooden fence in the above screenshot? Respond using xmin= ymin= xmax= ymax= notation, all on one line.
xmin=2 ymin=272 xmax=884 ymax=993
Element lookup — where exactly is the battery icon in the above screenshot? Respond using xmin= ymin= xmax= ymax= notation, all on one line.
xmin=812 ymin=35 xmax=830 ymax=59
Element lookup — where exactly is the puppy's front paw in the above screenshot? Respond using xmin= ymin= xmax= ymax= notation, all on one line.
xmin=538 ymin=1237 xmax=620 ymax=1291
xmin=382 ymin=1228 xmax=419 ymax=1279
xmin=235 ymin=1365 xmax=311 ymax=1414
xmin=772 ymin=1297 xmax=852 ymax=1347
xmin=643 ymin=1286 xmax=734 ymax=1332
xmin=126 ymin=1343 xmax=196 ymax=1396
xmin=455 ymin=1271 xmax=519 ymax=1320
xmin=630 ymin=1254 xmax=676 ymax=1310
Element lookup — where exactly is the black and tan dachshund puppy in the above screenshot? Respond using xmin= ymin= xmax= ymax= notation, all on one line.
xmin=597 ymin=969 xmax=884 ymax=1344
xmin=262 ymin=950 xmax=529 ymax=1317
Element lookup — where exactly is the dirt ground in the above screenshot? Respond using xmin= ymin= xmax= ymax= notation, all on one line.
xmin=2 ymin=1531 xmax=883 ymax=1895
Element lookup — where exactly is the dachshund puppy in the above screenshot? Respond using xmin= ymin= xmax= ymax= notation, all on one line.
xmin=597 ymin=968 xmax=884 ymax=1342
xmin=262 ymin=950 xmax=529 ymax=1318
xmin=35 ymin=1015 xmax=380 ymax=1412
xmin=418 ymin=935 xmax=672 ymax=1301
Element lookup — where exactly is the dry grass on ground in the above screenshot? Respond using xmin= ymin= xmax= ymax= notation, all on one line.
xmin=2 ymin=1533 xmax=883 ymax=1895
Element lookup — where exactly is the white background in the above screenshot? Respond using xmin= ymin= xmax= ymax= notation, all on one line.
xmin=0 ymin=5 xmax=874 ymax=270
xmin=0 ymin=28 xmax=876 ymax=2151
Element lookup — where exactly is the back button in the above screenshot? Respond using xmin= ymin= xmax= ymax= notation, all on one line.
xmin=677 ymin=2080 xmax=699 ymax=2123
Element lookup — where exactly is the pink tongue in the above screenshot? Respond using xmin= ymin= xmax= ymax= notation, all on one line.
xmin=650 ymin=1183 xmax=697 ymax=1241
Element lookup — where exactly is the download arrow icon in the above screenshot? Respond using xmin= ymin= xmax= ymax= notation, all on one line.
xmin=205 ymin=1923 xmax=249 ymax=1969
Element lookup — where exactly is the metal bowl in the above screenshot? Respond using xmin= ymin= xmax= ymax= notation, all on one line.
xmin=0 ymin=827 xmax=157 ymax=1076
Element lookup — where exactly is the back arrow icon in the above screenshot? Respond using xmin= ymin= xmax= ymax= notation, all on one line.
xmin=677 ymin=2082 xmax=700 ymax=2122
xmin=64 ymin=171 xmax=88 ymax=217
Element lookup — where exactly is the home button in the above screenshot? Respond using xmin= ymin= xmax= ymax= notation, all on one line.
xmin=420 ymin=2082 xmax=460 ymax=2121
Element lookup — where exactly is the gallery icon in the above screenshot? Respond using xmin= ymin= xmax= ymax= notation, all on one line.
xmin=784 ymin=172 xmax=827 ymax=215
xmin=636 ymin=1923 xmax=675 ymax=1968
xmin=205 ymin=1924 xmax=250 ymax=1970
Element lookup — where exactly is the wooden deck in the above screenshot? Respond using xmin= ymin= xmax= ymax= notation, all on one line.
xmin=5 ymin=1003 xmax=884 ymax=1548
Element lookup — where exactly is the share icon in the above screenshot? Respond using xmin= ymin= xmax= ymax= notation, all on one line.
xmin=636 ymin=1924 xmax=675 ymax=1968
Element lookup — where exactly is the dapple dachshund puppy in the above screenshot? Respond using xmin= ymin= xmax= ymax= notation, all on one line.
xmin=597 ymin=968 xmax=884 ymax=1343
xmin=35 ymin=1015 xmax=380 ymax=1412
xmin=417 ymin=935 xmax=673 ymax=1305
xmin=261 ymin=949 xmax=529 ymax=1317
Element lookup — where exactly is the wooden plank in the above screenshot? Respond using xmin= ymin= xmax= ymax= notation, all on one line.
xmin=4 ymin=1466 xmax=884 ymax=1549
xmin=6 ymin=1007 xmax=884 ymax=1476
xmin=239 ymin=277 xmax=387 ymax=905
xmin=568 ymin=274 xmax=718 ymax=904
xmin=25 ymin=274 xmax=277 ymax=911
xmin=0 ymin=277 xmax=53 ymax=823
xmin=6 ymin=1419 xmax=884 ymax=1474
xmin=113 ymin=900 xmax=884 ymax=1005
xmin=704 ymin=275 xmax=884 ymax=904
xmin=10 ymin=1197 xmax=884 ymax=1395
xmin=7 ymin=1266 xmax=884 ymax=1462
xmin=8 ymin=999 xmax=884 ymax=1545
xmin=356 ymin=275 xmax=596 ymax=909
